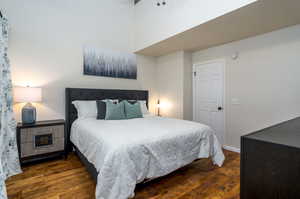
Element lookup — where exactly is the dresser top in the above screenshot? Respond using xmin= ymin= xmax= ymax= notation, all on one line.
xmin=17 ymin=119 xmax=65 ymax=128
xmin=244 ymin=117 xmax=300 ymax=148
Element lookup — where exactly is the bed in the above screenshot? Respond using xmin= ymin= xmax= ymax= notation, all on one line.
xmin=65 ymin=88 xmax=225 ymax=199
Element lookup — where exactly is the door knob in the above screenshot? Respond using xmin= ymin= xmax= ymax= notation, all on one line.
xmin=218 ymin=107 xmax=223 ymax=111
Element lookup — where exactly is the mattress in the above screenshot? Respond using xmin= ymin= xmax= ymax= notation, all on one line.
xmin=71 ymin=116 xmax=225 ymax=199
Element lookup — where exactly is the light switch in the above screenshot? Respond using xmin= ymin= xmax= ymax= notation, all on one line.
xmin=231 ymin=98 xmax=240 ymax=105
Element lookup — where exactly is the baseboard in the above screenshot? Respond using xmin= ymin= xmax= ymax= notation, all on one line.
xmin=223 ymin=145 xmax=240 ymax=153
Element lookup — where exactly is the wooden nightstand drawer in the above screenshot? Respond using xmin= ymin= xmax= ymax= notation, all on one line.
xmin=20 ymin=125 xmax=64 ymax=143
xmin=17 ymin=119 xmax=66 ymax=165
xmin=21 ymin=138 xmax=65 ymax=158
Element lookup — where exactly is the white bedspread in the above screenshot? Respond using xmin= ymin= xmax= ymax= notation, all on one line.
xmin=71 ymin=116 xmax=225 ymax=199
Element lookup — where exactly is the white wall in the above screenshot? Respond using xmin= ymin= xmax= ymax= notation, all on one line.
xmin=4 ymin=0 xmax=300 ymax=149
xmin=157 ymin=51 xmax=184 ymax=118
xmin=156 ymin=51 xmax=193 ymax=120
xmin=134 ymin=0 xmax=256 ymax=51
xmin=193 ymin=24 xmax=300 ymax=148
xmin=2 ymin=0 xmax=158 ymax=122
xmin=183 ymin=52 xmax=193 ymax=121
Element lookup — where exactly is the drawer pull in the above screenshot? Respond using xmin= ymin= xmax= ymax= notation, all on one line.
xmin=34 ymin=134 xmax=53 ymax=148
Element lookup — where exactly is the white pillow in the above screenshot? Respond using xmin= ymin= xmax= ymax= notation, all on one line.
xmin=138 ymin=100 xmax=149 ymax=115
xmin=72 ymin=101 xmax=97 ymax=118
xmin=72 ymin=99 xmax=119 ymax=119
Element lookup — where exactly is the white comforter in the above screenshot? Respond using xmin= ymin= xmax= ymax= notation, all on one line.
xmin=71 ymin=116 xmax=225 ymax=199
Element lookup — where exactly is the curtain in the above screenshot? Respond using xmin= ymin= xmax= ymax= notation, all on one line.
xmin=0 ymin=15 xmax=22 ymax=199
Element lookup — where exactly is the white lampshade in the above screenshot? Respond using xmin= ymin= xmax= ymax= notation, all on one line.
xmin=14 ymin=87 xmax=42 ymax=103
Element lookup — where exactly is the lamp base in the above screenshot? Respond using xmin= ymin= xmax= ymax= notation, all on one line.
xmin=22 ymin=103 xmax=36 ymax=124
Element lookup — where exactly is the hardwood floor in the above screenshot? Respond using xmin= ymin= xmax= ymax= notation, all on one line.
xmin=6 ymin=150 xmax=240 ymax=199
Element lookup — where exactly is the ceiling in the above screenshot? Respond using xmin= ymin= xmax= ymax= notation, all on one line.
xmin=135 ymin=0 xmax=300 ymax=56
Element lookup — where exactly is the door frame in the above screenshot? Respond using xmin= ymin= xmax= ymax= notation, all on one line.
xmin=192 ymin=59 xmax=226 ymax=145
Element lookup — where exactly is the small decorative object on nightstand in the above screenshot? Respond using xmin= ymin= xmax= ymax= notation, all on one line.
xmin=16 ymin=120 xmax=67 ymax=165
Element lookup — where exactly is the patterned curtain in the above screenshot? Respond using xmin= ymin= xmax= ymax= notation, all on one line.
xmin=0 ymin=15 xmax=22 ymax=199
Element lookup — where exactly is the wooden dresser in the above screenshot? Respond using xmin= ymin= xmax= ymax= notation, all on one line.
xmin=17 ymin=120 xmax=66 ymax=165
xmin=241 ymin=117 xmax=300 ymax=199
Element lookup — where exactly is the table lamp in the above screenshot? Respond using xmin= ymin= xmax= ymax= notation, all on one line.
xmin=157 ymin=99 xmax=161 ymax=116
xmin=14 ymin=86 xmax=42 ymax=124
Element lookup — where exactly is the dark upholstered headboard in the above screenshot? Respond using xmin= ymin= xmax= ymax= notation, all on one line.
xmin=65 ymin=88 xmax=148 ymax=152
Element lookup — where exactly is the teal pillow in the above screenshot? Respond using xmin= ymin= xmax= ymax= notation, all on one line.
xmin=124 ymin=101 xmax=143 ymax=119
xmin=105 ymin=101 xmax=126 ymax=120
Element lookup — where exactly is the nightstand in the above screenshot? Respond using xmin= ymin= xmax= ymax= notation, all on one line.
xmin=17 ymin=120 xmax=66 ymax=165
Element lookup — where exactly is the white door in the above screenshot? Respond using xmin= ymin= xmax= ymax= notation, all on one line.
xmin=193 ymin=60 xmax=225 ymax=145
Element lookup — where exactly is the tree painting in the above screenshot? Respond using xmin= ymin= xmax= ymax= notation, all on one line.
xmin=84 ymin=47 xmax=137 ymax=79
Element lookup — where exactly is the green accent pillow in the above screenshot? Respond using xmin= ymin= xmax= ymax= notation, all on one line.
xmin=105 ymin=101 xmax=126 ymax=120
xmin=124 ymin=100 xmax=143 ymax=119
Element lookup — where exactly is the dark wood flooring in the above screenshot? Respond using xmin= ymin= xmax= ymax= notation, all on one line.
xmin=6 ymin=150 xmax=240 ymax=199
